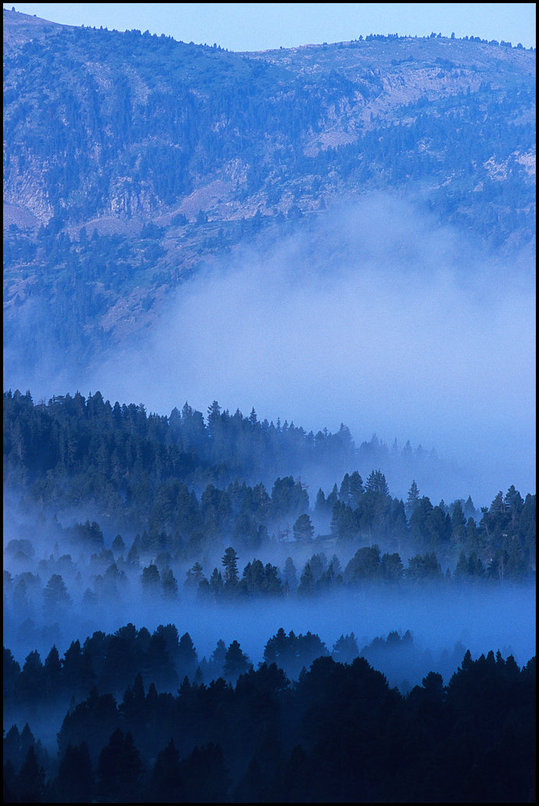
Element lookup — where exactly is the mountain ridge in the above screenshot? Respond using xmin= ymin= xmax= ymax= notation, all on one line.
xmin=4 ymin=9 xmax=535 ymax=230
xmin=3 ymin=8 xmax=536 ymax=378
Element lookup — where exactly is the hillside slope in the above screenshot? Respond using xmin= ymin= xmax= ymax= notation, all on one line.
xmin=3 ymin=9 xmax=536 ymax=375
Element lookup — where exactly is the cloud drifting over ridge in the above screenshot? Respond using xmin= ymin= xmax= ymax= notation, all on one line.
xmin=77 ymin=194 xmax=533 ymax=502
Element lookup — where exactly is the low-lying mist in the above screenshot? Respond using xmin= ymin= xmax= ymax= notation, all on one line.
xmin=3 ymin=193 xmax=535 ymax=504
xmin=75 ymin=193 xmax=534 ymax=505
xmin=4 ymin=494 xmax=535 ymax=696
xmin=4 ymin=572 xmax=535 ymax=682
xmin=4 ymin=484 xmax=535 ymax=752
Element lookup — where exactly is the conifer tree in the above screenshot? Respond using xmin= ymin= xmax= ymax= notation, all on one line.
xmin=223 ymin=640 xmax=250 ymax=682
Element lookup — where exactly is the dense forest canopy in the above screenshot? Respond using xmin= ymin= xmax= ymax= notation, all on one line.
xmin=3 ymin=624 xmax=536 ymax=803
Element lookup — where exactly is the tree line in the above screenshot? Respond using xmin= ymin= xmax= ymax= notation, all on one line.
xmin=4 ymin=390 xmax=535 ymax=578
xmin=3 ymin=635 xmax=535 ymax=802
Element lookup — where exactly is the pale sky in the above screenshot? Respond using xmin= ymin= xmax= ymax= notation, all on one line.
xmin=4 ymin=3 xmax=536 ymax=51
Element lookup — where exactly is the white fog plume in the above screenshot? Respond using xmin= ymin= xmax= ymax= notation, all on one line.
xmin=81 ymin=193 xmax=534 ymax=505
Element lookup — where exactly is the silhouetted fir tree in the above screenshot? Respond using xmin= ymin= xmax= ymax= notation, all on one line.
xmin=119 ymin=673 xmax=147 ymax=733
xmin=454 ymin=550 xmax=469 ymax=580
xmin=456 ymin=550 xmax=486 ymax=581
xmin=295 ymin=633 xmax=330 ymax=676
xmin=223 ymin=640 xmax=251 ymax=682
xmin=463 ymin=495 xmax=476 ymax=519
xmin=209 ymin=567 xmax=224 ymax=598
xmin=406 ymin=479 xmax=421 ymax=516
xmin=271 ymin=476 xmax=309 ymax=522
xmin=154 ymin=623 xmax=181 ymax=672
xmin=161 ymin=567 xmax=178 ymax=598
xmin=339 ymin=472 xmax=352 ymax=503
xmin=177 ymin=632 xmax=198 ymax=680
xmin=426 ymin=504 xmax=452 ymax=550
xmin=221 ymin=545 xmax=239 ymax=592
xmin=388 ymin=497 xmax=408 ymax=548
xmin=141 ymin=563 xmax=161 ymax=594
xmin=43 ymin=644 xmax=62 ymax=702
xmin=99 ymin=632 xmax=136 ymax=694
xmin=97 ymin=729 xmax=143 ymax=802
xmin=463 ymin=514 xmax=479 ymax=553
xmin=185 ymin=561 xmax=205 ymax=590
xmin=409 ymin=495 xmax=434 ymax=548
xmin=263 ymin=562 xmax=283 ymax=595
xmin=241 ymin=559 xmax=265 ymax=595
xmin=16 ymin=650 xmax=43 ymax=705
xmin=263 ymin=628 xmax=291 ymax=668
xmin=348 ymin=470 xmax=364 ymax=505
xmin=326 ymin=482 xmax=339 ymax=512
xmin=467 ymin=551 xmax=485 ymax=578
xmin=206 ymin=639 xmax=227 ymax=680
xmin=365 ymin=469 xmax=390 ymax=497
xmin=82 ymin=631 xmax=108 ymax=683
xmin=19 ymin=722 xmax=38 ymax=764
xmin=293 ymin=512 xmax=314 ymax=541
xmin=308 ymin=552 xmax=327 ymax=582
xmin=487 ymin=548 xmax=509 ymax=582
xmin=16 ymin=745 xmax=45 ymax=803
xmin=282 ymin=556 xmax=298 ymax=591
xmin=53 ymin=741 xmax=94 ymax=803
xmin=450 ymin=499 xmax=467 ymax=543
xmin=149 ymin=739 xmax=183 ymax=802
xmin=321 ymin=553 xmax=343 ymax=588
xmin=297 ymin=560 xmax=315 ymax=596
xmin=332 ymin=633 xmax=359 ymax=664
xmin=127 ymin=537 xmax=141 ymax=564
xmin=504 ymin=484 xmax=524 ymax=522
xmin=314 ymin=487 xmax=327 ymax=516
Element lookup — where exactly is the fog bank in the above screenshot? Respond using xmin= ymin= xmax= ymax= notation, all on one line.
xmin=85 ymin=195 xmax=534 ymax=504
xmin=4 ymin=194 xmax=535 ymax=504
xmin=4 ymin=584 xmax=535 ymax=684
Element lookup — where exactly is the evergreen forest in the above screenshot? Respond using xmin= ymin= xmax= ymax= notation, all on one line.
xmin=3 ymin=389 xmax=536 ymax=802
xmin=3 ymin=9 xmax=536 ymax=803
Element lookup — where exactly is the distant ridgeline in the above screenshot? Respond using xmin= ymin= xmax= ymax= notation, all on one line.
xmin=3 ymin=389 xmax=535 ymax=579
xmin=3 ymin=9 xmax=535 ymax=374
xmin=4 ymin=12 xmax=534 ymax=238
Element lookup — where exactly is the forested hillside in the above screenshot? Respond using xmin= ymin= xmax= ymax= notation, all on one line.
xmin=4 ymin=389 xmax=535 ymax=579
xmin=2 ymin=11 xmax=535 ymax=802
xmin=3 ymin=9 xmax=535 ymax=375
xmin=5 ymin=386 xmax=534 ymax=805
